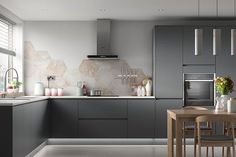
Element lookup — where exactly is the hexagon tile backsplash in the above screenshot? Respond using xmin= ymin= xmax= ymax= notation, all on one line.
xmin=24 ymin=41 xmax=150 ymax=96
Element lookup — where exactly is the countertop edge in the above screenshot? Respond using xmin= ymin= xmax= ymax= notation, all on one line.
xmin=0 ymin=96 xmax=156 ymax=107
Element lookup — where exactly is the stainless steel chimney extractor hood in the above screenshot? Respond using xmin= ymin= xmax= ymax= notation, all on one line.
xmin=87 ymin=19 xmax=118 ymax=59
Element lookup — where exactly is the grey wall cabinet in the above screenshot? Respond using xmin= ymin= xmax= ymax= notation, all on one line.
xmin=183 ymin=27 xmax=215 ymax=65
xmin=13 ymin=104 xmax=32 ymax=157
xmin=77 ymin=99 xmax=128 ymax=138
xmin=127 ymin=100 xmax=155 ymax=138
xmin=154 ymin=26 xmax=183 ymax=98
xmin=216 ymin=27 xmax=236 ymax=98
xmin=156 ymin=99 xmax=183 ymax=138
xmin=51 ymin=99 xmax=78 ymax=137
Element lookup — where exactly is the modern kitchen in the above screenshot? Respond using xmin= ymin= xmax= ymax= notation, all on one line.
xmin=1 ymin=0 xmax=236 ymax=157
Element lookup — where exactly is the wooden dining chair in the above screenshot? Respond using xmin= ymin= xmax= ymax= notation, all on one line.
xmin=195 ymin=115 xmax=235 ymax=157
xmin=222 ymin=123 xmax=236 ymax=156
xmin=182 ymin=106 xmax=213 ymax=157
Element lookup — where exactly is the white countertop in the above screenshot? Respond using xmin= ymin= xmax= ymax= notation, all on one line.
xmin=0 ymin=96 xmax=155 ymax=106
xmin=0 ymin=96 xmax=49 ymax=106
xmin=49 ymin=96 xmax=155 ymax=99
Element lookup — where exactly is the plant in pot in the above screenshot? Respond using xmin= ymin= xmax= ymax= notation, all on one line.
xmin=215 ymin=76 xmax=234 ymax=110
xmin=7 ymin=80 xmax=22 ymax=93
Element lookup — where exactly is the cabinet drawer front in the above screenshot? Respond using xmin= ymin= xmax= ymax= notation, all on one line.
xmin=78 ymin=100 xmax=127 ymax=118
xmin=78 ymin=120 xmax=127 ymax=138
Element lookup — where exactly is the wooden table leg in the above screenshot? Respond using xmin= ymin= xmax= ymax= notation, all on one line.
xmin=167 ymin=113 xmax=174 ymax=157
xmin=176 ymin=118 xmax=183 ymax=157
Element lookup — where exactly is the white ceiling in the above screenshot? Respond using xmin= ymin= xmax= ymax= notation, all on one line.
xmin=0 ymin=0 xmax=235 ymax=21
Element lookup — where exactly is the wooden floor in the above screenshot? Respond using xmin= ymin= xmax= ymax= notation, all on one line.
xmin=34 ymin=145 xmax=225 ymax=157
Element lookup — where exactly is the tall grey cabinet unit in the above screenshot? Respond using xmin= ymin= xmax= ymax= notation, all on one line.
xmin=154 ymin=26 xmax=183 ymax=98
xmin=183 ymin=27 xmax=215 ymax=65
xmin=156 ymin=99 xmax=183 ymax=138
xmin=51 ymin=99 xmax=78 ymax=137
xmin=127 ymin=100 xmax=155 ymax=138
xmin=216 ymin=27 xmax=236 ymax=98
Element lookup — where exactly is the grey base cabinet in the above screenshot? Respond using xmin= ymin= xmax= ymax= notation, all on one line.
xmin=13 ymin=104 xmax=32 ymax=157
xmin=77 ymin=100 xmax=128 ymax=138
xmin=51 ymin=99 xmax=78 ymax=137
xmin=78 ymin=120 xmax=127 ymax=138
xmin=31 ymin=100 xmax=50 ymax=149
xmin=156 ymin=99 xmax=183 ymax=138
xmin=13 ymin=100 xmax=49 ymax=157
xmin=127 ymin=100 xmax=155 ymax=138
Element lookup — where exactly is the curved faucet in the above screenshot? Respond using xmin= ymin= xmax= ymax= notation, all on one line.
xmin=4 ymin=68 xmax=19 ymax=92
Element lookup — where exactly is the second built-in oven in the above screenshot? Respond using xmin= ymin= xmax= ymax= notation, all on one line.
xmin=183 ymin=73 xmax=215 ymax=106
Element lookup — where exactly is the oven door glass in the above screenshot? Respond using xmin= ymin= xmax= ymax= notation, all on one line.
xmin=184 ymin=81 xmax=214 ymax=106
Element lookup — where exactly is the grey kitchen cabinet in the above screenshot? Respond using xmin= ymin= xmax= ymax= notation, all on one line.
xmin=216 ymin=27 xmax=236 ymax=98
xmin=154 ymin=26 xmax=183 ymax=98
xmin=12 ymin=100 xmax=49 ymax=157
xmin=0 ymin=107 xmax=12 ymax=157
xmin=127 ymin=100 xmax=155 ymax=138
xmin=78 ymin=120 xmax=127 ymax=138
xmin=77 ymin=99 xmax=128 ymax=138
xmin=156 ymin=99 xmax=183 ymax=138
xmin=13 ymin=104 xmax=32 ymax=157
xmin=31 ymin=100 xmax=50 ymax=149
xmin=51 ymin=99 xmax=78 ymax=137
xmin=78 ymin=100 xmax=127 ymax=118
xmin=183 ymin=27 xmax=215 ymax=65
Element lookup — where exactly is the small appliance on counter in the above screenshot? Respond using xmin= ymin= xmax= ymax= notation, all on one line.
xmin=34 ymin=82 xmax=44 ymax=96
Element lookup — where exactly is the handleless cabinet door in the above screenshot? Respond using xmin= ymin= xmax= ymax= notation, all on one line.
xmin=183 ymin=27 xmax=215 ymax=65
xmin=51 ymin=99 xmax=78 ymax=137
xmin=78 ymin=100 xmax=127 ymax=118
xmin=216 ymin=27 xmax=236 ymax=98
xmin=155 ymin=26 xmax=183 ymax=98
xmin=13 ymin=104 xmax=32 ymax=157
xmin=156 ymin=99 xmax=183 ymax=138
xmin=78 ymin=120 xmax=127 ymax=138
xmin=128 ymin=100 xmax=155 ymax=138
xmin=31 ymin=100 xmax=49 ymax=149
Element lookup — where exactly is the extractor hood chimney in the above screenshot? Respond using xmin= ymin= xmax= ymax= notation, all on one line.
xmin=87 ymin=19 xmax=118 ymax=59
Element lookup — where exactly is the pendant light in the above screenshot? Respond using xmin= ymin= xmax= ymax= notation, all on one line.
xmin=213 ymin=28 xmax=221 ymax=56
xmin=195 ymin=29 xmax=203 ymax=56
xmin=231 ymin=29 xmax=236 ymax=56
xmin=194 ymin=0 xmax=203 ymax=56
xmin=212 ymin=0 xmax=221 ymax=56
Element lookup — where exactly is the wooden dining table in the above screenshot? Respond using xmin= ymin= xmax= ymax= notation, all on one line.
xmin=167 ymin=109 xmax=236 ymax=157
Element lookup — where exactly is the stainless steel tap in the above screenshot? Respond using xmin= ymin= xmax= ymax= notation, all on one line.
xmin=4 ymin=68 xmax=19 ymax=92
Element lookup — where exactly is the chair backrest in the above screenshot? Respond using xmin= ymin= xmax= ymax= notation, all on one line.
xmin=196 ymin=115 xmax=235 ymax=138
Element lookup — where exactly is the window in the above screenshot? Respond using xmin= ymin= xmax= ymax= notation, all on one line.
xmin=0 ymin=16 xmax=15 ymax=91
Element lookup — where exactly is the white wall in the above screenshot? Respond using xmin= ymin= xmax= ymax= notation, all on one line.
xmin=24 ymin=21 xmax=155 ymax=95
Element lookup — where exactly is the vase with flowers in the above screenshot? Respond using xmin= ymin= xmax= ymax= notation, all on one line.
xmin=215 ymin=76 xmax=234 ymax=111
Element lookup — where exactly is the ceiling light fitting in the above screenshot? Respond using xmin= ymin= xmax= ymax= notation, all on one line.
xmin=213 ymin=29 xmax=221 ymax=56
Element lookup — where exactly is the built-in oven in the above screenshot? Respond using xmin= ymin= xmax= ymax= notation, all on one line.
xmin=183 ymin=73 xmax=215 ymax=106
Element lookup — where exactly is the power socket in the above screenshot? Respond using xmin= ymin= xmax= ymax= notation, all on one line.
xmin=47 ymin=75 xmax=56 ymax=81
